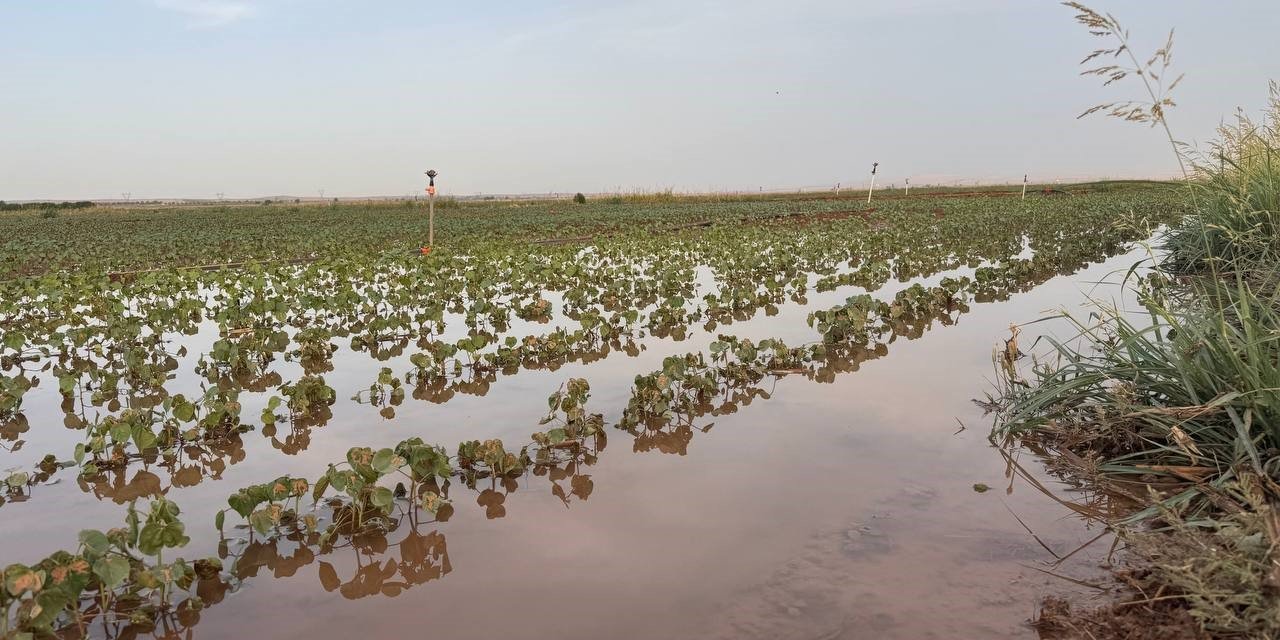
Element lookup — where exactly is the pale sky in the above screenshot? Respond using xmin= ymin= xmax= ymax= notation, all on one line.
xmin=1 ymin=1 xmax=1278 ymax=200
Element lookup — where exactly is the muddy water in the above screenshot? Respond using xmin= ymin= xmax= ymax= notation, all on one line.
xmin=0 ymin=246 xmax=1146 ymax=640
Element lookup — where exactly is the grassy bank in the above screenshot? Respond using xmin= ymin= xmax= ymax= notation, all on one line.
xmin=990 ymin=86 xmax=1280 ymax=638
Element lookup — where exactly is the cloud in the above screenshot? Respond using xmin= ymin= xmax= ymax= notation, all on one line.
xmin=153 ymin=0 xmax=255 ymax=28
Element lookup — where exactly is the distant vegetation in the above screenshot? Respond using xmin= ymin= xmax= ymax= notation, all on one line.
xmin=0 ymin=200 xmax=94 ymax=211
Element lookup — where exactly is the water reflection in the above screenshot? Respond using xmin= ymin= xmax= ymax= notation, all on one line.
xmin=0 ymin=231 xmax=1154 ymax=638
xmin=223 ymin=514 xmax=452 ymax=601
xmin=4 ymin=236 xmax=1114 ymax=516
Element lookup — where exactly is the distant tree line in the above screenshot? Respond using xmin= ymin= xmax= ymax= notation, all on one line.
xmin=0 ymin=200 xmax=96 ymax=211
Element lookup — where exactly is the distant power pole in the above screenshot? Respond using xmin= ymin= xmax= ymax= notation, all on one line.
xmin=121 ymin=192 xmax=131 ymax=203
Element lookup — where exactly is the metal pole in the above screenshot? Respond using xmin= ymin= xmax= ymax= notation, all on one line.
xmin=425 ymin=169 xmax=438 ymax=247
xmin=1021 ymin=174 xmax=1028 ymax=200
xmin=905 ymin=178 xmax=909 ymax=196
xmin=866 ymin=163 xmax=878 ymax=205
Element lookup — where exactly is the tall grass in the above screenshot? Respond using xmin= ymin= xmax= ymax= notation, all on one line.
xmin=1167 ymin=83 xmax=1280 ymax=272
xmin=993 ymin=85 xmax=1280 ymax=513
xmin=990 ymin=6 xmax=1280 ymax=635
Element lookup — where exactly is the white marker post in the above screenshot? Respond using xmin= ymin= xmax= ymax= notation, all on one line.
xmin=905 ymin=177 xmax=910 ymax=196
xmin=866 ymin=162 xmax=878 ymax=205
xmin=835 ymin=182 xmax=841 ymax=197
xmin=1021 ymin=174 xmax=1028 ymax=200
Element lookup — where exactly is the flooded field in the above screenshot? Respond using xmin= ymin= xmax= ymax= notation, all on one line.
xmin=0 ymin=189 xmax=1185 ymax=638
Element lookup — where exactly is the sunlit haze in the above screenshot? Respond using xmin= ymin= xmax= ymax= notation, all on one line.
xmin=2 ymin=0 xmax=1278 ymax=199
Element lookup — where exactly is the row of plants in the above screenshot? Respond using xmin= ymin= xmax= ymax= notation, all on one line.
xmin=0 ymin=213 xmax=1157 ymax=513
xmin=1 ymin=193 xmax=1174 ymax=430
xmin=0 ymin=181 xmax=1188 ymax=637
xmin=0 ymin=229 xmax=1140 ymax=636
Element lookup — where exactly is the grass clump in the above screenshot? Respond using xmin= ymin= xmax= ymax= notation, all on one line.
xmin=995 ymin=82 xmax=1280 ymax=515
xmin=1131 ymin=500 xmax=1280 ymax=638
xmin=1167 ymin=85 xmax=1280 ymax=273
xmin=1035 ymin=491 xmax=1279 ymax=640
xmin=990 ymin=7 xmax=1280 ymax=638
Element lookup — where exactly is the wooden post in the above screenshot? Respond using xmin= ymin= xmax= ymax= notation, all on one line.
xmin=866 ymin=162 xmax=878 ymax=205
xmin=425 ymin=169 xmax=439 ymax=247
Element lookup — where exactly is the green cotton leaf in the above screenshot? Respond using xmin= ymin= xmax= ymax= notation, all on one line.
xmin=371 ymin=448 xmax=397 ymax=474
xmin=328 ymin=469 xmax=348 ymax=492
xmin=248 ymin=510 xmax=275 ymax=536
xmin=73 ymin=443 xmax=85 ymax=465
xmin=30 ymin=590 xmax=68 ymax=630
xmin=131 ymin=425 xmax=157 ymax=451
xmin=311 ymin=473 xmax=330 ymax=502
xmin=57 ymin=374 xmax=76 ymax=395
xmin=547 ymin=428 xmax=567 ymax=445
xmin=78 ymin=530 xmax=110 ymax=556
xmin=92 ymin=556 xmax=130 ymax=588
xmin=3 ymin=331 xmax=25 ymax=351
xmin=172 ymin=396 xmax=196 ymax=422
xmin=137 ymin=523 xmax=166 ymax=556
xmin=108 ymin=422 xmax=131 ymax=444
xmin=227 ymin=490 xmax=257 ymax=519
xmin=214 ymin=510 xmax=225 ymax=531
xmin=162 ymin=525 xmax=189 ymax=552
xmin=369 ymin=486 xmax=394 ymax=511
